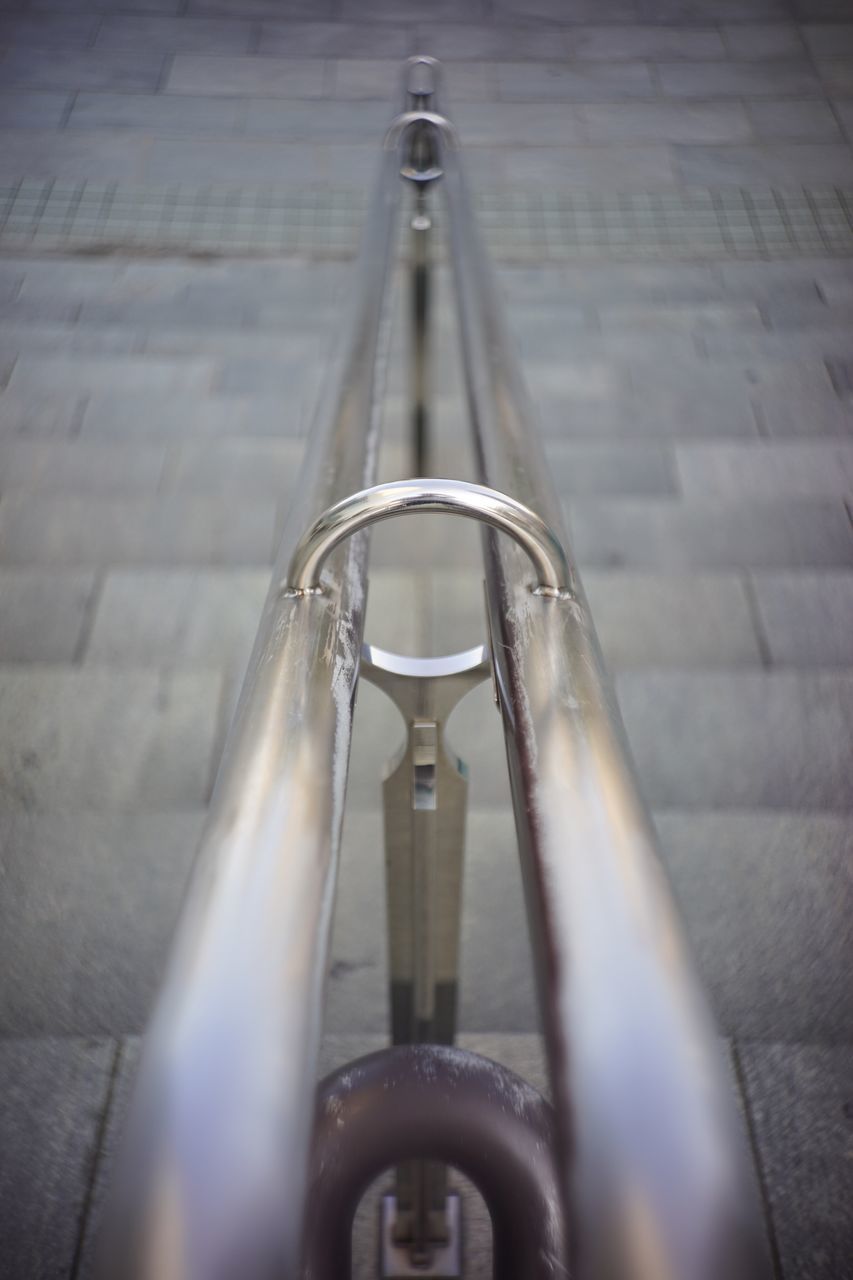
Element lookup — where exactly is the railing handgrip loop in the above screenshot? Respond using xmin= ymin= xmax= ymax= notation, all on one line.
xmin=284 ymin=477 xmax=573 ymax=597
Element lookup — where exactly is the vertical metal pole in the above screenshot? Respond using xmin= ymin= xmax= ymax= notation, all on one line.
xmin=405 ymin=55 xmax=437 ymax=478
xmin=381 ymin=55 xmax=464 ymax=1275
xmin=364 ymin=646 xmax=490 ymax=1276
xmin=410 ymin=193 xmax=431 ymax=476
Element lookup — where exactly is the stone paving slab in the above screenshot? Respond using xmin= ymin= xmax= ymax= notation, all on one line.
xmin=0 ymin=666 xmax=221 ymax=811
xmin=0 ymin=90 xmax=71 ymax=129
xmin=616 ymin=670 xmax=853 ymax=810
xmin=751 ymin=570 xmax=853 ymax=666
xmin=258 ymin=20 xmax=413 ymax=59
xmin=535 ymin=383 xmax=760 ymax=437
xmin=164 ymin=437 xmax=302 ymax=494
xmin=0 ymin=494 xmax=277 ymax=566
xmin=0 ymin=811 xmax=204 ymax=1035
xmin=658 ymin=811 xmax=853 ymax=1043
xmin=96 ymin=14 xmax=254 ymax=54
xmin=67 ymin=91 xmax=247 ymax=136
xmin=746 ymin=370 xmax=853 ymax=438
xmin=543 ymin=440 xmax=679 ymax=493
xmin=0 ymin=437 xmax=167 ymax=492
xmin=566 ymin=496 xmax=853 ymax=569
xmin=78 ymin=391 xmax=308 ymax=439
xmin=738 ymin=1040 xmax=853 ymax=1280
xmin=0 ymin=13 xmax=100 ymax=47
xmin=746 ymin=98 xmax=843 ymax=141
xmin=7 ymin=353 xmax=216 ymax=397
xmin=0 ymin=1035 xmax=116 ymax=1280
xmin=1 ymin=48 xmax=166 ymax=93
xmin=0 ymin=568 xmax=95 ymax=662
xmin=86 ymin=568 xmax=268 ymax=671
xmin=676 ymin=442 xmax=853 ymax=497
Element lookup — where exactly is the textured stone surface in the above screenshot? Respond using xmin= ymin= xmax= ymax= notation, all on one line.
xmin=0 ymin=495 xmax=276 ymax=567
xmin=751 ymin=571 xmax=853 ymax=666
xmin=0 ymin=667 xmax=221 ymax=810
xmin=0 ymin=1036 xmax=115 ymax=1280
xmin=0 ymin=811 xmax=204 ymax=1034
xmin=0 ymin=569 xmax=95 ymax=661
xmin=567 ymin=498 xmax=853 ymax=570
xmin=617 ymin=671 xmax=853 ymax=810
xmin=739 ymin=1041 xmax=853 ymax=1280
xmin=657 ymin=811 xmax=853 ymax=1042
xmin=76 ymin=1037 xmax=142 ymax=1280
xmin=675 ymin=442 xmax=853 ymax=497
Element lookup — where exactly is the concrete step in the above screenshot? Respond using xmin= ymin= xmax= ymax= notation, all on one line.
xmin=0 ymin=666 xmax=220 ymax=813
xmin=0 ymin=1033 xmax=548 ymax=1280
xmin=1 ymin=1030 xmax=848 ymax=1280
xmin=2 ymin=806 xmax=850 ymax=1046
xmin=1 ymin=491 xmax=848 ymax=572
xmin=351 ymin=665 xmax=853 ymax=811
xmin=68 ymin=565 xmax=768 ymax=674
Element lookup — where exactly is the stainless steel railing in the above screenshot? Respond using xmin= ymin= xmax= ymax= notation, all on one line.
xmin=102 ymin=57 xmax=771 ymax=1280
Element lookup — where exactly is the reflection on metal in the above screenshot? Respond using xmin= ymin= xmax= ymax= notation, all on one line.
xmin=380 ymin=1192 xmax=462 ymax=1279
xmin=99 ymin=94 xmax=404 ymax=1280
xmin=104 ymin=52 xmax=772 ymax=1280
xmin=362 ymin=645 xmax=490 ymax=1268
xmin=302 ymin=1046 xmax=568 ymax=1280
xmin=285 ymin=477 xmax=572 ymax=597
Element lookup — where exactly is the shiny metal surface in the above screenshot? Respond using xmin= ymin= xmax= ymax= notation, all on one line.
xmin=302 ymin=1046 xmax=568 ymax=1280
xmin=285 ymin=477 xmax=572 ymax=596
xmin=362 ymin=644 xmax=490 ymax=1263
xmin=436 ymin=125 xmax=771 ymax=1279
xmin=104 ymin=55 xmax=771 ymax=1280
xmin=384 ymin=110 xmax=458 ymax=161
xmin=362 ymin=641 xmax=489 ymax=1035
xmin=99 ymin=143 xmax=404 ymax=1280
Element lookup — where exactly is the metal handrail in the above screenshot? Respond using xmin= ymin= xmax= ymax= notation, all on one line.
xmin=100 ymin=132 xmax=404 ymax=1280
xmin=103 ymin=56 xmax=770 ymax=1280
xmin=435 ymin=101 xmax=771 ymax=1280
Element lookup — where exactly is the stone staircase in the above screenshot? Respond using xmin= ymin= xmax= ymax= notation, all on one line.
xmin=0 ymin=250 xmax=850 ymax=1279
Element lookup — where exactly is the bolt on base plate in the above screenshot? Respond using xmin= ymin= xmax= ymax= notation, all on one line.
xmin=380 ymin=1192 xmax=462 ymax=1278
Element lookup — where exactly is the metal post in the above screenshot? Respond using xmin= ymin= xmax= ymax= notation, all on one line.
xmin=362 ymin=642 xmax=490 ymax=1272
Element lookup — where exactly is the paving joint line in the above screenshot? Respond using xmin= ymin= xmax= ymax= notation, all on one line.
xmin=68 ymin=1037 xmax=125 ymax=1280
xmin=729 ymin=1041 xmax=786 ymax=1280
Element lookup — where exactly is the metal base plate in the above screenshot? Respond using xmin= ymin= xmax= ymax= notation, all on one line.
xmin=380 ymin=1192 xmax=462 ymax=1278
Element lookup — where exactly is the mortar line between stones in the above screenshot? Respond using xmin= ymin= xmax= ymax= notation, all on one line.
xmin=729 ymin=1041 xmax=785 ymax=1280
xmin=74 ymin=569 xmax=106 ymax=665
xmin=69 ymin=1038 xmax=125 ymax=1280
xmin=741 ymin=573 xmax=773 ymax=671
